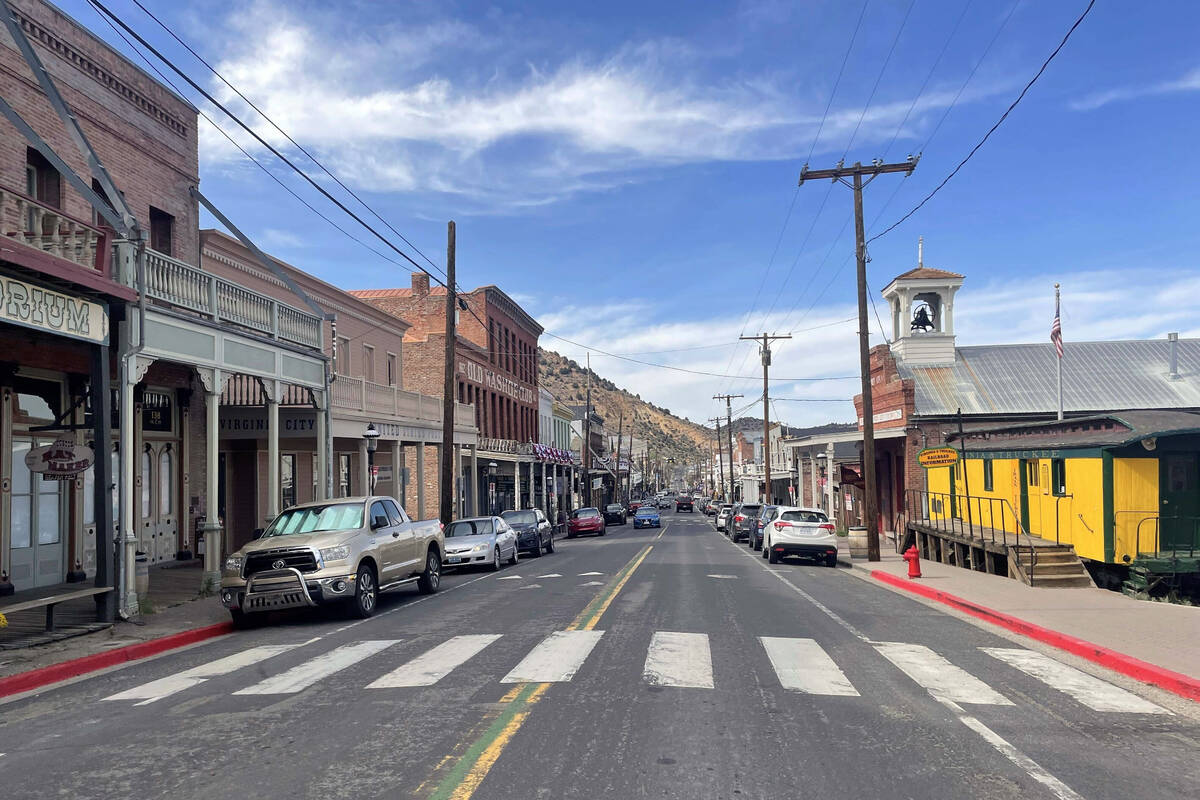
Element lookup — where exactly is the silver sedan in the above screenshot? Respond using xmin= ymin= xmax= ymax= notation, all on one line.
xmin=443 ymin=516 xmax=518 ymax=571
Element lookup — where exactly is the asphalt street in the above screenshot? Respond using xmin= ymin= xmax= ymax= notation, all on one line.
xmin=2 ymin=510 xmax=1196 ymax=799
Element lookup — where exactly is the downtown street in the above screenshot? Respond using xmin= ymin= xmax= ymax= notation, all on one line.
xmin=2 ymin=508 xmax=1195 ymax=800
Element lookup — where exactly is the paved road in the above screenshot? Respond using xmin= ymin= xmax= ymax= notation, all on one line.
xmin=2 ymin=510 xmax=1195 ymax=799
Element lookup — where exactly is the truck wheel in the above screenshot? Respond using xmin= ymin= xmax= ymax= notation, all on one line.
xmin=418 ymin=549 xmax=441 ymax=594
xmin=350 ymin=563 xmax=378 ymax=618
xmin=491 ymin=546 xmax=502 ymax=572
xmin=229 ymin=608 xmax=256 ymax=629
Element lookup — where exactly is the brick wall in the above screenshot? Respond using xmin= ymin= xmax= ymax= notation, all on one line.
xmin=0 ymin=0 xmax=199 ymax=263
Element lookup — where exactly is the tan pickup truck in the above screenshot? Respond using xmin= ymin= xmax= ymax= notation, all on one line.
xmin=220 ymin=495 xmax=443 ymax=626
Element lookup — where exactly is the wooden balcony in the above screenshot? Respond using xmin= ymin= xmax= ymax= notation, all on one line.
xmin=331 ymin=374 xmax=475 ymax=428
xmin=0 ymin=184 xmax=119 ymax=295
xmin=144 ymin=247 xmax=323 ymax=350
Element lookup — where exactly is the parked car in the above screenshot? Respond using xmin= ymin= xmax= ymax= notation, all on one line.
xmin=749 ymin=505 xmax=779 ymax=550
xmin=220 ymin=496 xmax=443 ymax=626
xmin=731 ymin=503 xmax=762 ymax=542
xmin=603 ymin=503 xmax=628 ymax=525
xmin=675 ymin=495 xmax=694 ymax=512
xmin=444 ymin=516 xmax=518 ymax=571
xmin=500 ymin=509 xmax=556 ymax=556
xmin=704 ymin=499 xmax=719 ymax=516
xmin=567 ymin=507 xmax=606 ymax=537
xmin=761 ymin=506 xmax=838 ymax=566
xmin=715 ymin=504 xmax=734 ymax=532
xmin=633 ymin=505 xmax=661 ymax=529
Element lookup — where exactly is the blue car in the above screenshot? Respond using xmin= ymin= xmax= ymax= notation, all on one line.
xmin=633 ymin=506 xmax=661 ymax=529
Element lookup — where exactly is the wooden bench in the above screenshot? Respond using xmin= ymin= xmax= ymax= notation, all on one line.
xmin=0 ymin=587 xmax=113 ymax=632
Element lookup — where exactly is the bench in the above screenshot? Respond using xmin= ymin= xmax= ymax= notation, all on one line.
xmin=0 ymin=587 xmax=113 ymax=632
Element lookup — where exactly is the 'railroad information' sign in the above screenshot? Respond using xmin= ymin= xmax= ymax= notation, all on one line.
xmin=917 ymin=447 xmax=959 ymax=468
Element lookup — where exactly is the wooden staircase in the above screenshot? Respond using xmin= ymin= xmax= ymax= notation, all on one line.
xmin=1009 ymin=545 xmax=1094 ymax=588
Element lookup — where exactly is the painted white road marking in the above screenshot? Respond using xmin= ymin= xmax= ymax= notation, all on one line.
xmin=495 ymin=575 xmax=523 ymax=581
xmin=537 ymin=574 xmax=562 ymax=578
xmin=501 ymin=630 xmax=604 ymax=683
xmin=103 ymin=645 xmax=299 ymax=704
xmin=643 ymin=632 xmax=714 ymax=689
xmin=579 ymin=581 xmax=605 ymax=586
xmin=234 ymin=640 xmax=397 ymax=695
xmin=875 ymin=643 xmax=1012 ymax=705
xmin=578 ymin=572 xmax=604 ymax=576
xmin=981 ymin=648 xmax=1169 ymax=714
xmin=368 ymin=635 xmax=502 ymax=688
xmin=760 ymin=637 xmax=859 ymax=696
xmin=707 ymin=574 xmax=737 ymax=579
xmin=519 ymin=583 xmax=542 ymax=589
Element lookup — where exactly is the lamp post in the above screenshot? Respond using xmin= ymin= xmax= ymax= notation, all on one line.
xmin=363 ymin=422 xmax=380 ymax=493
xmin=487 ymin=461 xmax=498 ymax=516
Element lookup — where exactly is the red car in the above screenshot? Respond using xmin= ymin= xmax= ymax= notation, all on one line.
xmin=628 ymin=500 xmax=643 ymax=515
xmin=567 ymin=507 xmax=607 ymax=538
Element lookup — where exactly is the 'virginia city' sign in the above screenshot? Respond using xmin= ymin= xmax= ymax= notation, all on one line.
xmin=1 ymin=276 xmax=108 ymax=343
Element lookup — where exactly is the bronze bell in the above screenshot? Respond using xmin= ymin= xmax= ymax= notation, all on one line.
xmin=911 ymin=306 xmax=935 ymax=332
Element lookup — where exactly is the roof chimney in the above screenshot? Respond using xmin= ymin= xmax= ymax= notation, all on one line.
xmin=1168 ymin=332 xmax=1179 ymax=380
xmin=411 ymin=272 xmax=430 ymax=297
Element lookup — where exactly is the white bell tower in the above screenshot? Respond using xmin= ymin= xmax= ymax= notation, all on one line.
xmin=881 ymin=237 xmax=964 ymax=365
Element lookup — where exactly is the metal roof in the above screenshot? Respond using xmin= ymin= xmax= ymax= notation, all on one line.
xmin=898 ymin=338 xmax=1200 ymax=417
xmin=949 ymin=410 xmax=1200 ymax=450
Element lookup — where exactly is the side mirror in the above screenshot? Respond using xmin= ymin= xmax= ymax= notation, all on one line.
xmin=371 ymin=515 xmax=389 ymax=530
xmin=252 ymin=528 xmax=265 ymax=540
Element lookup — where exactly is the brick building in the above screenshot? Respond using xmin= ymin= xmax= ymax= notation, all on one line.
xmin=352 ymin=273 xmax=553 ymax=517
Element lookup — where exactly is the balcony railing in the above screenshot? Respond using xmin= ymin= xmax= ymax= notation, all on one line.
xmin=331 ymin=375 xmax=475 ymax=428
xmin=0 ymin=185 xmax=111 ymax=276
xmin=144 ymin=248 xmax=323 ymax=350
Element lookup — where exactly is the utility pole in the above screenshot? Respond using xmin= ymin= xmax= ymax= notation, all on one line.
xmin=739 ymin=333 xmax=791 ymax=505
xmin=439 ymin=221 xmax=456 ymax=526
xmin=709 ymin=417 xmax=725 ymax=501
xmin=582 ymin=352 xmax=592 ymax=507
xmin=614 ymin=410 xmax=624 ymax=505
xmin=713 ymin=394 xmax=742 ymax=504
xmin=799 ymin=156 xmax=918 ymax=561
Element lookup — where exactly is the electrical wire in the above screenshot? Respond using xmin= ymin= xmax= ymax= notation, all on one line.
xmin=839 ymin=0 xmax=917 ymax=160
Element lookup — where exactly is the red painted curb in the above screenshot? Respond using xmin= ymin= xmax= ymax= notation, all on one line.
xmin=0 ymin=621 xmax=234 ymax=699
xmin=870 ymin=569 xmax=1200 ymax=703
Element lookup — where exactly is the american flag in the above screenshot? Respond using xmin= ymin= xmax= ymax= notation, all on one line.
xmin=1050 ymin=293 xmax=1063 ymax=359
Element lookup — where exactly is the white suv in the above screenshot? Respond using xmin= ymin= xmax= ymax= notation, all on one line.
xmin=761 ymin=506 xmax=838 ymax=567
xmin=715 ymin=504 xmax=734 ymax=532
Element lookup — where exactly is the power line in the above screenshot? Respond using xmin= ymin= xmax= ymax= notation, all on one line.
xmin=839 ymin=0 xmax=917 ymax=160
xmin=126 ymin=0 xmax=449 ymax=283
xmin=868 ymin=0 xmax=1086 ymax=243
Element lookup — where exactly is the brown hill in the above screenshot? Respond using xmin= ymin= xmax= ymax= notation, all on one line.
xmin=538 ymin=348 xmax=710 ymax=460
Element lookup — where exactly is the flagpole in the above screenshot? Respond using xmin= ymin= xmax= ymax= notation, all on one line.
xmin=1055 ymin=283 xmax=1063 ymax=421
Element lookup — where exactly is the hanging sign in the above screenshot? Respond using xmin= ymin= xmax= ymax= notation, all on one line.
xmin=918 ymin=447 xmax=959 ymax=468
xmin=25 ymin=439 xmax=94 ymax=480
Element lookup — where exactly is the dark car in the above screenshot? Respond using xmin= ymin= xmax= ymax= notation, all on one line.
xmin=675 ymin=495 xmax=694 ymax=512
xmin=500 ymin=509 xmax=556 ymax=557
xmin=603 ymin=503 xmax=628 ymax=525
xmin=730 ymin=503 xmax=762 ymax=542
xmin=566 ymin=507 xmax=606 ymax=538
xmin=750 ymin=504 xmax=779 ymax=550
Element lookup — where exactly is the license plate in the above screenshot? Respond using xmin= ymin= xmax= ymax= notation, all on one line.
xmin=448 ymin=556 xmax=462 ymax=563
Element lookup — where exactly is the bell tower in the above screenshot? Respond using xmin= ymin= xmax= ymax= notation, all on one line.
xmin=881 ymin=237 xmax=963 ymax=365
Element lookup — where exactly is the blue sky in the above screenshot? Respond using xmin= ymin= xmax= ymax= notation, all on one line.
xmin=67 ymin=0 xmax=1200 ymax=426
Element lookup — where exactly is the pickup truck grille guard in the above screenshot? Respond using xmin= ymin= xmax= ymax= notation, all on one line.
xmin=243 ymin=567 xmax=317 ymax=613
xmin=243 ymin=547 xmax=319 ymax=579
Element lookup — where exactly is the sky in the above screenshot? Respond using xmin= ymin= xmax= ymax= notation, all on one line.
xmin=63 ymin=0 xmax=1200 ymax=428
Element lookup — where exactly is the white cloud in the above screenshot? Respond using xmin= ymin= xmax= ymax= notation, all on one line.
xmin=197 ymin=0 xmax=1008 ymax=211
xmin=1069 ymin=66 xmax=1200 ymax=111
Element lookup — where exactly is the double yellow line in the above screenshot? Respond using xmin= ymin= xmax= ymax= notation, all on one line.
xmin=425 ymin=544 xmax=654 ymax=799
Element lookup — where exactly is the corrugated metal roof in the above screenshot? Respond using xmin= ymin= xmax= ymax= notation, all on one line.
xmin=899 ymin=338 xmax=1200 ymax=417
xmin=950 ymin=410 xmax=1200 ymax=450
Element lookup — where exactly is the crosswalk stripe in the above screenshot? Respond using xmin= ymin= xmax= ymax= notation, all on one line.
xmin=760 ymin=637 xmax=859 ymax=696
xmin=875 ymin=643 xmax=1013 ymax=706
xmin=643 ymin=632 xmax=713 ymax=688
xmin=103 ymin=645 xmax=300 ymax=704
xmin=233 ymin=640 xmax=398 ymax=695
xmin=981 ymin=648 xmax=1169 ymax=714
xmin=501 ymin=630 xmax=604 ymax=683
xmin=368 ymin=635 xmax=503 ymax=688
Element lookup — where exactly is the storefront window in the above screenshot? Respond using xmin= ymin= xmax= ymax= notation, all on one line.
xmin=38 ymin=474 xmax=59 ymax=544
xmin=141 ymin=449 xmax=152 ymax=518
xmin=312 ymin=453 xmax=320 ymax=500
xmin=159 ymin=447 xmax=173 ymax=515
xmin=84 ymin=459 xmax=96 ymax=526
xmin=281 ymin=454 xmax=296 ymax=509
xmin=11 ymin=440 xmax=32 ymax=549
xmin=339 ymin=453 xmax=352 ymax=497
xmin=12 ymin=376 xmax=61 ymax=425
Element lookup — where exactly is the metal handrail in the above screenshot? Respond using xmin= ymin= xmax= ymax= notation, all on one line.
xmin=905 ymin=488 xmax=1040 ymax=584
xmin=1128 ymin=513 xmax=1200 ymax=560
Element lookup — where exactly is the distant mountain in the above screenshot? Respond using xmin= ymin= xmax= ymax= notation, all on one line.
xmin=728 ymin=417 xmax=856 ymax=439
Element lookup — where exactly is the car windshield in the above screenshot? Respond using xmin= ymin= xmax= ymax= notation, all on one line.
xmin=447 ymin=519 xmax=494 ymax=537
xmin=781 ymin=510 xmax=829 ymax=523
xmin=263 ymin=503 xmax=363 ymax=537
xmin=635 ymin=507 xmax=656 ymax=516
xmin=606 ymin=505 xmax=623 ymax=511
xmin=501 ymin=510 xmax=536 ymax=525
xmin=572 ymin=509 xmax=599 ymax=519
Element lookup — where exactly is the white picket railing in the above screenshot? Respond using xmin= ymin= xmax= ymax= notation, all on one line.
xmin=330 ymin=375 xmax=474 ymax=428
xmin=0 ymin=185 xmax=109 ymax=275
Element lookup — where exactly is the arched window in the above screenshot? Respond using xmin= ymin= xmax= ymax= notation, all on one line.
xmin=141 ymin=449 xmax=152 ymax=518
xmin=159 ymin=446 xmax=173 ymax=515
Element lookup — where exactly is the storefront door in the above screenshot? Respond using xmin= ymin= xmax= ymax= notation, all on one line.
xmin=9 ymin=437 xmax=66 ymax=589
xmin=1160 ymin=454 xmax=1200 ymax=551
xmin=139 ymin=442 xmax=178 ymax=563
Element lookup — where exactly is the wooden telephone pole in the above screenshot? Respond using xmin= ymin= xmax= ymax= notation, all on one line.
xmin=739 ymin=333 xmax=791 ymax=505
xmin=799 ymin=157 xmax=918 ymax=561
xmin=712 ymin=394 xmax=742 ymax=504
xmin=709 ymin=417 xmax=724 ymax=501
xmin=439 ymin=221 xmax=456 ymax=525
xmin=582 ymin=352 xmax=592 ymax=507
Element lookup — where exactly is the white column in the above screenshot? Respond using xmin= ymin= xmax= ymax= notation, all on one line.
xmin=315 ymin=400 xmax=328 ymax=500
xmin=202 ymin=376 xmax=223 ymax=589
xmin=470 ymin=445 xmax=479 ymax=516
xmin=415 ymin=443 xmax=426 ymax=519
xmin=809 ymin=452 xmax=819 ymax=509
xmin=514 ymin=460 xmax=523 ymax=509
xmin=266 ymin=382 xmax=279 ymax=521
xmin=825 ymin=443 xmax=836 ymax=517
xmin=391 ymin=440 xmax=402 ymax=501
xmin=119 ymin=365 xmax=138 ymax=614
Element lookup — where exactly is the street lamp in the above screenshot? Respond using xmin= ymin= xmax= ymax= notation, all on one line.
xmin=363 ymin=422 xmax=380 ymax=493
xmin=487 ymin=461 xmax=498 ymax=516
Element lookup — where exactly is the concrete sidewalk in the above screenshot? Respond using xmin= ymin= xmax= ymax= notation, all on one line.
xmin=847 ymin=550 xmax=1200 ymax=682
